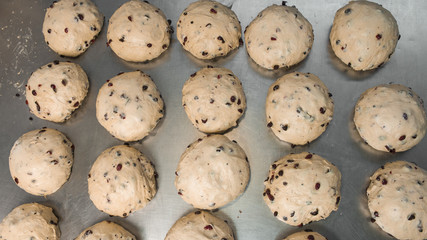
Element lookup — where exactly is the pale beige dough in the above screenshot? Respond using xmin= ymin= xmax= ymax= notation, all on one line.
xmin=75 ymin=220 xmax=135 ymax=240
xmin=283 ymin=230 xmax=327 ymax=240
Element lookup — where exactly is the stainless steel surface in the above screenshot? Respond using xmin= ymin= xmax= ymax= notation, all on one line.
xmin=1 ymin=0 xmax=426 ymax=239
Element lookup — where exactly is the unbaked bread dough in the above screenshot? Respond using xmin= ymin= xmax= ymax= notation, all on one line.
xmin=9 ymin=128 xmax=73 ymax=196
xmin=330 ymin=1 xmax=399 ymax=71
xmin=266 ymin=72 xmax=334 ymax=145
xmin=76 ymin=220 xmax=135 ymax=240
xmin=354 ymin=84 xmax=427 ymax=153
xmin=263 ymin=152 xmax=341 ymax=226
xmin=43 ymin=0 xmax=103 ymax=57
xmin=88 ymin=145 xmax=157 ymax=217
xmin=367 ymin=161 xmax=427 ymax=240
xmin=26 ymin=61 xmax=89 ymax=123
xmin=175 ymin=135 xmax=249 ymax=209
xmin=283 ymin=230 xmax=327 ymax=240
xmin=182 ymin=67 xmax=246 ymax=133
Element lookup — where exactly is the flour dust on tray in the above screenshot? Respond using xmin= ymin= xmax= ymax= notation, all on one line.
xmin=75 ymin=220 xmax=135 ymax=240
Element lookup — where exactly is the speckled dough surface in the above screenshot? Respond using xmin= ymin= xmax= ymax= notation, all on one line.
xmin=330 ymin=1 xmax=399 ymax=71
xmin=182 ymin=67 xmax=246 ymax=133
xmin=354 ymin=84 xmax=427 ymax=153
xmin=9 ymin=128 xmax=73 ymax=196
xmin=266 ymin=72 xmax=334 ymax=145
xmin=43 ymin=0 xmax=103 ymax=57
xmin=107 ymin=0 xmax=171 ymax=62
xmin=263 ymin=152 xmax=341 ymax=226
xmin=175 ymin=135 xmax=249 ymax=209
xmin=96 ymin=71 xmax=164 ymax=142
xmin=26 ymin=61 xmax=89 ymax=123
xmin=177 ymin=0 xmax=242 ymax=59
xmin=76 ymin=221 xmax=135 ymax=240
xmin=245 ymin=4 xmax=314 ymax=70
xmin=283 ymin=230 xmax=327 ymax=240
xmin=367 ymin=161 xmax=427 ymax=240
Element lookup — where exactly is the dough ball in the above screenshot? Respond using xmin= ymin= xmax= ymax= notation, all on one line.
xmin=354 ymin=84 xmax=427 ymax=153
xmin=26 ymin=61 xmax=89 ymax=123
xmin=330 ymin=1 xmax=399 ymax=71
xmin=0 ymin=203 xmax=60 ymax=239
xmin=367 ymin=161 xmax=427 ymax=240
xmin=165 ymin=210 xmax=234 ymax=240
xmin=96 ymin=71 xmax=164 ymax=142
xmin=266 ymin=72 xmax=334 ymax=145
xmin=176 ymin=0 xmax=242 ymax=59
xmin=175 ymin=135 xmax=250 ymax=209
xmin=42 ymin=0 xmax=103 ymax=57
xmin=9 ymin=128 xmax=73 ymax=196
xmin=76 ymin=221 xmax=135 ymax=240
xmin=182 ymin=67 xmax=246 ymax=133
xmin=88 ymin=145 xmax=157 ymax=217
xmin=107 ymin=0 xmax=171 ymax=62
xmin=263 ymin=152 xmax=341 ymax=226
xmin=283 ymin=230 xmax=327 ymax=240
xmin=245 ymin=3 xmax=314 ymax=70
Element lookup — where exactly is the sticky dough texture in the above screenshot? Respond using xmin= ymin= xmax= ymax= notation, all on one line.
xmin=266 ymin=72 xmax=334 ymax=145
xmin=354 ymin=84 xmax=426 ymax=153
xmin=175 ymin=135 xmax=249 ymax=209
xmin=76 ymin=221 xmax=135 ymax=240
xmin=367 ymin=161 xmax=427 ymax=240
xmin=283 ymin=231 xmax=327 ymax=240
xmin=330 ymin=1 xmax=399 ymax=71
xmin=263 ymin=152 xmax=341 ymax=226
xmin=182 ymin=67 xmax=246 ymax=133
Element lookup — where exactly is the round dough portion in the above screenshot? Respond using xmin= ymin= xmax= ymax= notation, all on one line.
xmin=165 ymin=210 xmax=234 ymax=240
xmin=9 ymin=128 xmax=73 ymax=196
xmin=182 ymin=67 xmax=246 ymax=133
xmin=26 ymin=61 xmax=89 ymax=122
xmin=177 ymin=0 xmax=242 ymax=59
xmin=76 ymin=221 xmax=135 ymax=240
xmin=245 ymin=4 xmax=314 ymax=70
xmin=175 ymin=135 xmax=250 ymax=209
xmin=88 ymin=145 xmax=157 ymax=217
xmin=330 ymin=1 xmax=399 ymax=71
xmin=96 ymin=71 xmax=164 ymax=142
xmin=107 ymin=0 xmax=171 ymax=62
xmin=263 ymin=152 xmax=341 ymax=226
xmin=283 ymin=231 xmax=327 ymax=240
xmin=43 ymin=0 xmax=103 ymax=57
xmin=367 ymin=161 xmax=427 ymax=240
xmin=266 ymin=72 xmax=334 ymax=145
xmin=0 ymin=203 xmax=60 ymax=239
xmin=354 ymin=84 xmax=427 ymax=153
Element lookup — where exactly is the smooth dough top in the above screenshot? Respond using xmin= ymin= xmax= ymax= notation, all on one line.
xmin=182 ymin=67 xmax=246 ymax=133
xmin=75 ymin=221 xmax=135 ymax=240
xmin=330 ymin=1 xmax=399 ymax=71
xmin=0 ymin=203 xmax=60 ymax=240
xmin=266 ymin=72 xmax=334 ymax=145
xmin=43 ymin=0 xmax=103 ymax=57
xmin=245 ymin=4 xmax=314 ymax=70
xmin=88 ymin=145 xmax=157 ymax=217
xmin=354 ymin=84 xmax=427 ymax=153
xmin=9 ymin=128 xmax=73 ymax=196
xmin=283 ymin=231 xmax=327 ymax=240
xmin=263 ymin=152 xmax=341 ymax=226
xmin=176 ymin=0 xmax=242 ymax=59
xmin=175 ymin=135 xmax=250 ymax=209
xmin=367 ymin=161 xmax=427 ymax=240
xmin=165 ymin=210 xmax=234 ymax=240
xmin=107 ymin=0 xmax=171 ymax=62
xmin=96 ymin=71 xmax=164 ymax=142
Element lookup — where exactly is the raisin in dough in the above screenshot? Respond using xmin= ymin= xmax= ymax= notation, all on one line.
xmin=96 ymin=71 xmax=164 ymax=142
xmin=177 ymin=0 xmax=242 ymax=59
xmin=175 ymin=135 xmax=249 ymax=209
xmin=266 ymin=72 xmax=334 ymax=145
xmin=26 ymin=61 xmax=89 ymax=122
xmin=283 ymin=230 xmax=327 ymax=240
xmin=330 ymin=1 xmax=399 ymax=71
xmin=367 ymin=161 xmax=427 ymax=240
xmin=43 ymin=0 xmax=103 ymax=57
xmin=88 ymin=145 xmax=157 ymax=217
xmin=9 ymin=128 xmax=73 ymax=196
xmin=76 ymin=221 xmax=135 ymax=240
xmin=182 ymin=67 xmax=246 ymax=133
xmin=107 ymin=0 xmax=171 ymax=62
xmin=0 ymin=203 xmax=60 ymax=240
xmin=245 ymin=4 xmax=313 ymax=70
xmin=263 ymin=152 xmax=341 ymax=226
xmin=354 ymin=84 xmax=427 ymax=153
xmin=165 ymin=210 xmax=234 ymax=240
